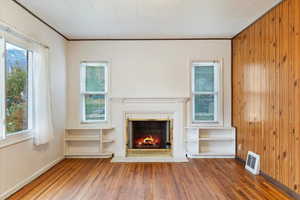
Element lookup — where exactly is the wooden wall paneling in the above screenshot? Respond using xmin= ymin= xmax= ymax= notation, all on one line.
xmin=232 ymin=37 xmax=240 ymax=157
xmin=274 ymin=4 xmax=281 ymax=183
xmin=244 ymin=30 xmax=250 ymax=161
xmin=253 ymin=20 xmax=262 ymax=163
xmin=279 ymin=0 xmax=289 ymax=187
xmin=232 ymin=0 xmax=300 ymax=194
xmin=261 ymin=14 xmax=267 ymax=172
xmin=240 ymin=32 xmax=247 ymax=159
xmin=288 ymin=0 xmax=295 ymax=190
xmin=249 ymin=25 xmax=254 ymax=157
xmin=294 ymin=0 xmax=300 ymax=193
xmin=236 ymin=37 xmax=243 ymax=158
xmin=269 ymin=9 xmax=277 ymax=180
xmin=264 ymin=11 xmax=270 ymax=178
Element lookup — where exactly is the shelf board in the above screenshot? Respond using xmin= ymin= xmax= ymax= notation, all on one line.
xmin=186 ymin=137 xmax=234 ymax=143
xmin=197 ymin=152 xmax=235 ymax=156
xmin=185 ymin=126 xmax=234 ymax=130
xmin=103 ymin=139 xmax=114 ymax=143
xmin=65 ymin=152 xmax=113 ymax=156
xmin=199 ymin=137 xmax=234 ymax=141
xmin=65 ymin=136 xmax=100 ymax=141
xmin=66 ymin=126 xmax=114 ymax=130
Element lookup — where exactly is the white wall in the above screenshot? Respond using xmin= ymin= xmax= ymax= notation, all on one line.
xmin=0 ymin=0 xmax=66 ymax=198
xmin=67 ymin=40 xmax=232 ymax=128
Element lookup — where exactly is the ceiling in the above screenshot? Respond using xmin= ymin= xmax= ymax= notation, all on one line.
xmin=16 ymin=0 xmax=281 ymax=40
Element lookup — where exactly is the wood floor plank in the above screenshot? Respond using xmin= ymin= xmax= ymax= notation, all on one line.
xmin=7 ymin=159 xmax=293 ymax=200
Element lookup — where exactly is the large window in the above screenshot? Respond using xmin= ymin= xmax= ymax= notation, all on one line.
xmin=192 ymin=62 xmax=220 ymax=122
xmin=0 ymin=41 xmax=33 ymax=137
xmin=80 ymin=62 xmax=108 ymax=122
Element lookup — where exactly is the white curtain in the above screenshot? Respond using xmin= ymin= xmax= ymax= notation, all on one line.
xmin=33 ymin=45 xmax=54 ymax=145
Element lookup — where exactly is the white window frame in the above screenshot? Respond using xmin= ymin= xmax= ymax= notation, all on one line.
xmin=80 ymin=61 xmax=108 ymax=123
xmin=191 ymin=61 xmax=222 ymax=124
xmin=0 ymin=37 xmax=33 ymax=141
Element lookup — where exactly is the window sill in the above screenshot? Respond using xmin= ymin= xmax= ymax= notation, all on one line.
xmin=0 ymin=131 xmax=33 ymax=149
xmin=81 ymin=120 xmax=108 ymax=124
xmin=191 ymin=121 xmax=224 ymax=127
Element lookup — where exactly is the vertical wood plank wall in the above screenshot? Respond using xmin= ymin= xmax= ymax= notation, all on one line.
xmin=232 ymin=0 xmax=300 ymax=194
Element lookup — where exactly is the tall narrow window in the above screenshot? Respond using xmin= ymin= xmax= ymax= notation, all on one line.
xmin=192 ymin=62 xmax=219 ymax=122
xmin=81 ymin=62 xmax=108 ymax=122
xmin=5 ymin=42 xmax=32 ymax=134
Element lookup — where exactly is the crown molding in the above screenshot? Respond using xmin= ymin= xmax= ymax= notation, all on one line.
xmin=11 ymin=0 xmax=70 ymax=41
xmin=68 ymin=38 xmax=231 ymax=41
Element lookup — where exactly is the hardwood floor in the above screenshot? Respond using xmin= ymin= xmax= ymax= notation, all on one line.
xmin=8 ymin=159 xmax=293 ymax=200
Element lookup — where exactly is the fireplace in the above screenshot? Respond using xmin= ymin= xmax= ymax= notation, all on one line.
xmin=127 ymin=119 xmax=173 ymax=156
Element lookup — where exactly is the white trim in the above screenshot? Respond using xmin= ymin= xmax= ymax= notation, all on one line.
xmin=188 ymin=155 xmax=235 ymax=159
xmin=0 ymin=37 xmax=5 ymax=140
xmin=191 ymin=60 xmax=223 ymax=125
xmin=245 ymin=151 xmax=260 ymax=175
xmin=0 ymin=37 xmax=34 ymax=139
xmin=0 ymin=20 xmax=49 ymax=49
xmin=0 ymin=132 xmax=32 ymax=149
xmin=110 ymin=97 xmax=189 ymax=104
xmin=0 ymin=157 xmax=64 ymax=200
xmin=80 ymin=61 xmax=109 ymax=123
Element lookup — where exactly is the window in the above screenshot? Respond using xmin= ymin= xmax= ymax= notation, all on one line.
xmin=192 ymin=62 xmax=220 ymax=123
xmin=0 ymin=41 xmax=33 ymax=137
xmin=80 ymin=62 xmax=108 ymax=122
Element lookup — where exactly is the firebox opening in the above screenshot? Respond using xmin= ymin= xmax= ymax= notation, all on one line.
xmin=127 ymin=119 xmax=172 ymax=156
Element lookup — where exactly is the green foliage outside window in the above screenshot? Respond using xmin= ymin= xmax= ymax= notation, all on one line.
xmin=6 ymin=66 xmax=28 ymax=133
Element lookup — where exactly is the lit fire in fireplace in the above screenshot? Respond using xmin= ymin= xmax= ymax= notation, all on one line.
xmin=135 ymin=135 xmax=161 ymax=146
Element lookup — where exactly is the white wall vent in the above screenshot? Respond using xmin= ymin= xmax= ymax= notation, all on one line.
xmin=245 ymin=151 xmax=260 ymax=175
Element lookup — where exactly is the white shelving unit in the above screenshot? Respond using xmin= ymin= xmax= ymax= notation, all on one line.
xmin=64 ymin=127 xmax=114 ymax=158
xmin=185 ymin=127 xmax=236 ymax=158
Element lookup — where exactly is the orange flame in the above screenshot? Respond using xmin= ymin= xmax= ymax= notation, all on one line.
xmin=135 ymin=135 xmax=161 ymax=146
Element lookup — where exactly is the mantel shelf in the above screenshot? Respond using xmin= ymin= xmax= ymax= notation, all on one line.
xmin=110 ymin=97 xmax=190 ymax=104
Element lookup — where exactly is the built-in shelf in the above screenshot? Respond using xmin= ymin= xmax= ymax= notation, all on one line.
xmin=103 ymin=139 xmax=114 ymax=143
xmin=65 ymin=152 xmax=113 ymax=157
xmin=186 ymin=137 xmax=234 ymax=142
xmin=185 ymin=127 xmax=236 ymax=158
xmin=64 ymin=128 xmax=114 ymax=158
xmin=185 ymin=126 xmax=234 ymax=130
xmin=66 ymin=126 xmax=114 ymax=130
xmin=191 ymin=152 xmax=235 ymax=158
xmin=65 ymin=136 xmax=100 ymax=141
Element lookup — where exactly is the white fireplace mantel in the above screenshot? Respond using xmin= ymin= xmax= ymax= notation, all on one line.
xmin=111 ymin=97 xmax=189 ymax=162
xmin=110 ymin=97 xmax=190 ymax=104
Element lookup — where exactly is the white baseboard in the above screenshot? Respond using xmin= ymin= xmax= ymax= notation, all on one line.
xmin=0 ymin=156 xmax=64 ymax=200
